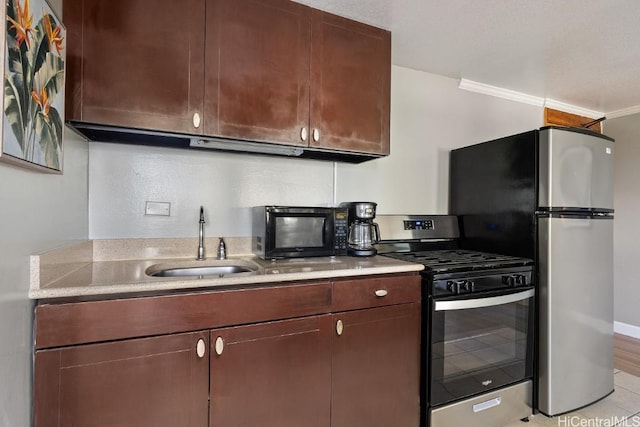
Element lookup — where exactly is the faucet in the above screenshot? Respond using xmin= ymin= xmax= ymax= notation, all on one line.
xmin=197 ymin=206 xmax=206 ymax=260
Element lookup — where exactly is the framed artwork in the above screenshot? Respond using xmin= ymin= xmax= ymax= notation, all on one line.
xmin=1 ymin=0 xmax=65 ymax=173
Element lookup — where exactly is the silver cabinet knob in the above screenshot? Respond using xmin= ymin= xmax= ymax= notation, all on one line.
xmin=374 ymin=289 xmax=388 ymax=297
xmin=336 ymin=319 xmax=344 ymax=336
xmin=312 ymin=128 xmax=320 ymax=142
xmin=193 ymin=112 xmax=201 ymax=129
xmin=300 ymin=127 xmax=308 ymax=142
xmin=214 ymin=336 xmax=224 ymax=356
xmin=196 ymin=338 xmax=206 ymax=358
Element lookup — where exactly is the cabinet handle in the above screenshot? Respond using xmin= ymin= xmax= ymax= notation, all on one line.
xmin=312 ymin=128 xmax=320 ymax=142
xmin=193 ymin=112 xmax=201 ymax=129
xmin=336 ymin=319 xmax=344 ymax=336
xmin=214 ymin=336 xmax=224 ymax=356
xmin=374 ymin=289 xmax=388 ymax=297
xmin=196 ymin=338 xmax=206 ymax=358
xmin=300 ymin=127 xmax=308 ymax=142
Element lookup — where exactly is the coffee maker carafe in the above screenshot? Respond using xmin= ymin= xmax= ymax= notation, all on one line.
xmin=339 ymin=202 xmax=380 ymax=256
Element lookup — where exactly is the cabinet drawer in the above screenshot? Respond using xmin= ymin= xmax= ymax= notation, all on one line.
xmin=332 ymin=274 xmax=421 ymax=311
xmin=35 ymin=282 xmax=332 ymax=349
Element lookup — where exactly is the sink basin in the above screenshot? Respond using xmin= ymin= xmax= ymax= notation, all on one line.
xmin=149 ymin=265 xmax=254 ymax=277
xmin=145 ymin=260 xmax=260 ymax=279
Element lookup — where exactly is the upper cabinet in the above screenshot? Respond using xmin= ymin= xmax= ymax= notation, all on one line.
xmin=64 ymin=0 xmax=206 ymax=135
xmin=204 ymin=0 xmax=311 ymax=146
xmin=64 ymin=0 xmax=391 ymax=160
xmin=310 ymin=11 xmax=391 ymax=155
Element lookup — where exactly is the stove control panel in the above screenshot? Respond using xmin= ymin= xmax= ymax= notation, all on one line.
xmin=404 ymin=219 xmax=434 ymax=230
xmin=432 ymin=267 xmax=533 ymax=296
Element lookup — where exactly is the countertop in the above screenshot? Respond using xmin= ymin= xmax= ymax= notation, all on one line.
xmin=30 ymin=238 xmax=424 ymax=300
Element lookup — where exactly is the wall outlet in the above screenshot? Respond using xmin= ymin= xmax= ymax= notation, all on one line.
xmin=145 ymin=201 xmax=171 ymax=216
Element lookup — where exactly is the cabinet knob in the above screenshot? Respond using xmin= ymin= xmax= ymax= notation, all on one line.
xmin=214 ymin=336 xmax=224 ymax=356
xmin=300 ymin=127 xmax=308 ymax=142
xmin=193 ymin=112 xmax=201 ymax=129
xmin=374 ymin=289 xmax=388 ymax=297
xmin=336 ymin=319 xmax=344 ymax=336
xmin=196 ymin=338 xmax=206 ymax=358
xmin=312 ymin=128 xmax=320 ymax=142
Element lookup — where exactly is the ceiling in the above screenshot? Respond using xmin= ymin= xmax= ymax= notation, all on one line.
xmin=294 ymin=0 xmax=640 ymax=117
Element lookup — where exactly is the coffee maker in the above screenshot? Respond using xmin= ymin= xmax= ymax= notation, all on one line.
xmin=339 ymin=202 xmax=380 ymax=256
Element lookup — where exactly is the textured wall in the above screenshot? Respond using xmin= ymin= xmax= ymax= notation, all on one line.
xmin=0 ymin=131 xmax=88 ymax=426
xmin=336 ymin=66 xmax=543 ymax=214
xmin=603 ymin=115 xmax=640 ymax=331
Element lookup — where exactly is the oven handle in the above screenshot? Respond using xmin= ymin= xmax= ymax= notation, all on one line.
xmin=434 ymin=289 xmax=535 ymax=311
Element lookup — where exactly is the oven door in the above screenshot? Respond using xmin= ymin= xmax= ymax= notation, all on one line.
xmin=429 ymin=288 xmax=535 ymax=407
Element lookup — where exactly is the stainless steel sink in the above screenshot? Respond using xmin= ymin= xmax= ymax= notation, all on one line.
xmin=145 ymin=260 xmax=260 ymax=279
xmin=149 ymin=265 xmax=254 ymax=277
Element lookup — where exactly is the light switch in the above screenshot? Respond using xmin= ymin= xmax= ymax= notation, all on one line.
xmin=145 ymin=201 xmax=171 ymax=216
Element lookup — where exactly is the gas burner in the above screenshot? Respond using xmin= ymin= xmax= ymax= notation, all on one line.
xmin=382 ymin=249 xmax=533 ymax=274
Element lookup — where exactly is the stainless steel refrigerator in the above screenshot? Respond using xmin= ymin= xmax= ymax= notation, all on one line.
xmin=449 ymin=126 xmax=614 ymax=416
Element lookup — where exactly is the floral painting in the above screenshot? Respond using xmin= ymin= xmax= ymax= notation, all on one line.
xmin=1 ymin=0 xmax=65 ymax=173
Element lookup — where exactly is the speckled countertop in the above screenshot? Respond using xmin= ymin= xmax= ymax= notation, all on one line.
xmin=30 ymin=238 xmax=424 ymax=300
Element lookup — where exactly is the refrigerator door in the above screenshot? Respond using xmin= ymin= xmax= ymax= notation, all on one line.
xmin=537 ymin=214 xmax=614 ymax=416
xmin=538 ymin=128 xmax=614 ymax=211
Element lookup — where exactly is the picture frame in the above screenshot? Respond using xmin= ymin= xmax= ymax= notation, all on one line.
xmin=1 ymin=0 xmax=65 ymax=173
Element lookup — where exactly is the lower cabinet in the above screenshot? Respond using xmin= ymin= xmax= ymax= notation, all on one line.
xmin=34 ymin=331 xmax=210 ymax=427
xmin=332 ymin=303 xmax=421 ymax=427
xmin=33 ymin=274 xmax=421 ymax=426
xmin=209 ymin=316 xmax=332 ymax=427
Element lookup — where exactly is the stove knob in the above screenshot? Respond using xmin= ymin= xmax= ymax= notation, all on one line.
xmin=466 ymin=280 xmax=476 ymax=292
xmin=502 ymin=275 xmax=516 ymax=287
xmin=446 ymin=280 xmax=460 ymax=294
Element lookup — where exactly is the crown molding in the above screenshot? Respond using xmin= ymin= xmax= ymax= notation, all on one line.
xmin=458 ymin=78 xmax=617 ymax=119
xmin=543 ymin=99 xmax=603 ymax=119
xmin=458 ymin=79 xmax=544 ymax=107
xmin=606 ymin=105 xmax=640 ymax=119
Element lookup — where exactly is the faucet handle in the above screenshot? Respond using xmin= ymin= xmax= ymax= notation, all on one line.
xmin=217 ymin=238 xmax=227 ymax=260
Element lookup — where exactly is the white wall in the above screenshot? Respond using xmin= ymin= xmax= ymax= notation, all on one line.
xmin=89 ymin=66 xmax=543 ymax=238
xmin=336 ymin=67 xmax=543 ymax=212
xmin=0 ymin=131 xmax=88 ymax=426
xmin=0 ymin=1 xmax=90 ymax=425
xmin=602 ymin=115 xmax=640 ymax=330
xmin=88 ymin=145 xmax=335 ymax=238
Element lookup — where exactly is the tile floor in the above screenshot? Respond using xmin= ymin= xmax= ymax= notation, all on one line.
xmin=504 ymin=370 xmax=640 ymax=427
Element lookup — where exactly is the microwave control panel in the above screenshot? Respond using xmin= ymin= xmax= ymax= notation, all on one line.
xmin=334 ymin=209 xmax=349 ymax=252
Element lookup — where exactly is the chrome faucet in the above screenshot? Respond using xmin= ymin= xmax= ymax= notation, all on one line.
xmin=197 ymin=206 xmax=206 ymax=260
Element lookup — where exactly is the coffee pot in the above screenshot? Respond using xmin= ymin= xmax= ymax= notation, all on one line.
xmin=339 ymin=202 xmax=380 ymax=256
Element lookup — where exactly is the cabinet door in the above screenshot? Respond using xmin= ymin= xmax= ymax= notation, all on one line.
xmin=210 ymin=315 xmax=331 ymax=427
xmin=204 ymin=0 xmax=310 ymax=146
xmin=310 ymin=11 xmax=391 ymax=155
xmin=34 ymin=331 xmax=209 ymax=427
xmin=64 ymin=0 xmax=205 ymax=134
xmin=332 ymin=303 xmax=421 ymax=427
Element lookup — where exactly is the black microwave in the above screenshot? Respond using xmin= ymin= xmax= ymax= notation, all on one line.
xmin=252 ymin=206 xmax=349 ymax=259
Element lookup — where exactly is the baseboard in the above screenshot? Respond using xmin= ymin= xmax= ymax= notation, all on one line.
xmin=614 ymin=321 xmax=640 ymax=339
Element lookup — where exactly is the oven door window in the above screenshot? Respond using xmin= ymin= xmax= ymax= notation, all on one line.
xmin=429 ymin=288 xmax=534 ymax=407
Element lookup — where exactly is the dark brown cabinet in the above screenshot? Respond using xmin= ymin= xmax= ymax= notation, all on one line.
xmin=331 ymin=303 xmax=421 ymax=427
xmin=33 ymin=274 xmax=420 ymax=426
xmin=64 ymin=0 xmax=390 ymax=157
xmin=34 ymin=331 xmax=209 ymax=427
xmin=209 ymin=316 xmax=332 ymax=427
xmin=310 ymin=11 xmax=391 ymax=155
xmin=204 ymin=0 xmax=311 ymax=146
xmin=64 ymin=0 xmax=206 ymax=135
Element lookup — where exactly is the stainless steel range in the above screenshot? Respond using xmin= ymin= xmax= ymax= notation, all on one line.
xmin=376 ymin=215 xmax=535 ymax=427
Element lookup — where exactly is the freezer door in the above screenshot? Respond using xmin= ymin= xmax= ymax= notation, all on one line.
xmin=538 ymin=128 xmax=614 ymax=211
xmin=537 ymin=215 xmax=614 ymax=416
